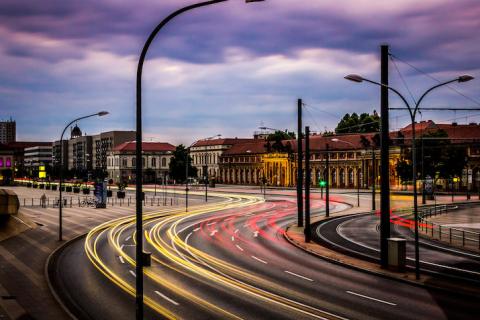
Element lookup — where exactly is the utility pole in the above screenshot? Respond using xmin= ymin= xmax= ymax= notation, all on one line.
xmin=185 ymin=148 xmax=189 ymax=212
xmin=305 ymin=126 xmax=311 ymax=242
xmin=379 ymin=44 xmax=391 ymax=268
xmin=372 ymin=147 xmax=376 ymax=211
xmin=297 ymin=98 xmax=304 ymax=227
xmin=325 ymin=143 xmax=330 ymax=217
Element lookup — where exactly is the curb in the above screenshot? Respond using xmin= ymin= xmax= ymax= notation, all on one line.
xmin=284 ymin=223 xmax=480 ymax=299
xmin=44 ymin=233 xmax=89 ymax=320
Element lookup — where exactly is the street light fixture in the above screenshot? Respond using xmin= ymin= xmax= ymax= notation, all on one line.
xmin=58 ymin=111 xmax=109 ymax=241
xmin=345 ymin=72 xmax=474 ymax=280
xmin=134 ymin=1 xmax=264 ymax=319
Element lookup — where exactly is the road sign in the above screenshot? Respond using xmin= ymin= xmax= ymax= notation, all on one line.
xmin=424 ymin=175 xmax=433 ymax=194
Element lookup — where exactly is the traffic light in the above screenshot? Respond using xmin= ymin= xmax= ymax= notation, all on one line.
xmin=319 ymin=180 xmax=327 ymax=187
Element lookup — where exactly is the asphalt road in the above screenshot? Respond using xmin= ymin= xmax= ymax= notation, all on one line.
xmin=50 ymin=190 xmax=478 ymax=319
xmin=315 ymin=212 xmax=480 ymax=282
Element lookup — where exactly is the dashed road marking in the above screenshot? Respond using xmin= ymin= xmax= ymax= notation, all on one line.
xmin=210 ymin=230 xmax=218 ymax=237
xmin=154 ymin=291 xmax=179 ymax=306
xmin=251 ymin=256 xmax=268 ymax=264
xmin=284 ymin=270 xmax=313 ymax=282
xmin=129 ymin=270 xmax=136 ymax=278
xmin=119 ymin=256 xmax=125 ymax=264
xmin=236 ymin=244 xmax=244 ymax=252
xmin=346 ymin=291 xmax=396 ymax=306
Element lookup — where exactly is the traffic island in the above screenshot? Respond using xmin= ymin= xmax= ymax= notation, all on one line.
xmin=0 ymin=189 xmax=36 ymax=241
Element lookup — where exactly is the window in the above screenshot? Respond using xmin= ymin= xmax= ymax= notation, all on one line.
xmin=6 ymin=158 xmax=11 ymax=167
xmin=142 ymin=157 xmax=146 ymax=168
xmin=122 ymin=158 xmax=128 ymax=167
xmin=0 ymin=158 xmax=3 ymax=167
xmin=132 ymin=157 xmax=136 ymax=167
xmin=152 ymin=157 xmax=156 ymax=167
xmin=162 ymin=158 xmax=167 ymax=167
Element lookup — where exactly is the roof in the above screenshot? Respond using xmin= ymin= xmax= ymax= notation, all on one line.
xmin=6 ymin=141 xmax=52 ymax=150
xmin=192 ymin=138 xmax=255 ymax=147
xmin=223 ymin=140 xmax=267 ymax=155
xmin=400 ymin=121 xmax=480 ymax=142
xmin=113 ymin=141 xmax=175 ymax=152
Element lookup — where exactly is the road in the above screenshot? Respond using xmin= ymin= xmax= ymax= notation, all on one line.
xmin=315 ymin=212 xmax=480 ymax=282
xmin=50 ymin=190 xmax=477 ymax=319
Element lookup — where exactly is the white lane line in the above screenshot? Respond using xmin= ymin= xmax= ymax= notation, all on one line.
xmin=187 ymin=232 xmax=192 ymax=240
xmin=234 ymin=229 xmax=239 ymax=234
xmin=284 ymin=270 xmax=313 ymax=282
xmin=129 ymin=270 xmax=136 ymax=278
xmin=346 ymin=291 xmax=396 ymax=306
xmin=225 ymin=217 xmax=233 ymax=221
xmin=120 ymin=244 xmax=124 ymax=250
xmin=207 ymin=222 xmax=216 ymax=226
xmin=251 ymin=256 xmax=268 ymax=264
xmin=125 ymin=235 xmax=131 ymax=242
xmin=231 ymin=236 xmax=235 ymax=242
xmin=154 ymin=291 xmax=179 ymax=306
xmin=253 ymin=231 xmax=259 ymax=238
xmin=193 ymin=227 xmax=200 ymax=232
xmin=236 ymin=244 xmax=244 ymax=252
xmin=119 ymin=256 xmax=125 ymax=264
xmin=210 ymin=230 xmax=218 ymax=236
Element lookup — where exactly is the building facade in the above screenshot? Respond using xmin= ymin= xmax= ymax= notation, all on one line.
xmin=91 ymin=131 xmax=136 ymax=170
xmin=190 ymin=138 xmax=254 ymax=180
xmin=0 ymin=144 xmax=14 ymax=184
xmin=106 ymin=142 xmax=175 ymax=184
xmin=0 ymin=119 xmax=15 ymax=144
xmin=24 ymin=145 xmax=53 ymax=169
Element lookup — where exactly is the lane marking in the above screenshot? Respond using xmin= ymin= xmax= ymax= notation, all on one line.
xmin=235 ymin=244 xmax=244 ymax=251
xmin=125 ymin=235 xmax=131 ymax=242
xmin=231 ymin=236 xmax=235 ymax=242
xmin=234 ymin=229 xmax=239 ymax=234
xmin=284 ymin=270 xmax=313 ymax=282
xmin=154 ymin=291 xmax=179 ymax=306
xmin=129 ymin=270 xmax=136 ymax=278
xmin=225 ymin=217 xmax=233 ymax=221
xmin=119 ymin=256 xmax=125 ymax=264
xmin=120 ymin=244 xmax=124 ymax=250
xmin=253 ymin=231 xmax=259 ymax=238
xmin=207 ymin=222 xmax=216 ymax=226
xmin=251 ymin=256 xmax=268 ymax=264
xmin=210 ymin=230 xmax=218 ymax=236
xmin=193 ymin=227 xmax=200 ymax=232
xmin=346 ymin=291 xmax=396 ymax=306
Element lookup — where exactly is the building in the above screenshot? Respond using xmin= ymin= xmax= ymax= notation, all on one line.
xmin=91 ymin=131 xmax=136 ymax=170
xmin=0 ymin=144 xmax=14 ymax=184
xmin=24 ymin=145 xmax=53 ymax=169
xmin=106 ymin=141 xmax=175 ymax=184
xmin=190 ymin=138 xmax=255 ymax=180
xmin=0 ymin=118 xmax=15 ymax=144
xmin=6 ymin=141 xmax=52 ymax=179
xmin=52 ymin=126 xmax=136 ymax=176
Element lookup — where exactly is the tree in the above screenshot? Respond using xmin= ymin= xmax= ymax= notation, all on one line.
xmin=264 ymin=130 xmax=294 ymax=153
xmin=169 ymin=145 xmax=197 ymax=183
xmin=266 ymin=130 xmax=295 ymax=141
xmin=335 ymin=111 xmax=380 ymax=134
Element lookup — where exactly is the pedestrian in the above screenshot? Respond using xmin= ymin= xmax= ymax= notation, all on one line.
xmin=40 ymin=193 xmax=47 ymax=208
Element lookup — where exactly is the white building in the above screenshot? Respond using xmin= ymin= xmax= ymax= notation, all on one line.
xmin=106 ymin=141 xmax=175 ymax=184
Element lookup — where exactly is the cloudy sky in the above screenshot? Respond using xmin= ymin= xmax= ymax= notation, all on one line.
xmin=1 ymin=0 xmax=479 ymax=144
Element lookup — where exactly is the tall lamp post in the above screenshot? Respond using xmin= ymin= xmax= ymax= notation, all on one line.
xmin=331 ymin=138 xmax=360 ymax=207
xmin=345 ymin=73 xmax=474 ymax=279
xmin=135 ymin=1 xmax=264 ymax=318
xmin=58 ymin=111 xmax=109 ymax=241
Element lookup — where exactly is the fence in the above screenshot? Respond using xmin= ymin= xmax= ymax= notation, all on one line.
xmin=418 ymin=204 xmax=480 ymax=251
xmin=19 ymin=194 xmax=180 ymax=209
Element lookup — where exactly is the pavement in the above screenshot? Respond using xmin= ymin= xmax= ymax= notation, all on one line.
xmin=284 ymin=194 xmax=480 ymax=298
xmin=0 ymin=186 xmax=206 ymax=320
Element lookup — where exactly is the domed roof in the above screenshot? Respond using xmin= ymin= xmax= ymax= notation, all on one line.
xmin=71 ymin=124 xmax=82 ymax=139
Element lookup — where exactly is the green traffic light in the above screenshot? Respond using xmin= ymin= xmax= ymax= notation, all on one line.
xmin=319 ymin=180 xmax=327 ymax=187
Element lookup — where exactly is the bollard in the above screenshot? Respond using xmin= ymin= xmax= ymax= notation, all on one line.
xmin=439 ymin=225 xmax=441 ymax=240
xmin=431 ymin=223 xmax=434 ymax=236
xmin=462 ymin=230 xmax=465 ymax=246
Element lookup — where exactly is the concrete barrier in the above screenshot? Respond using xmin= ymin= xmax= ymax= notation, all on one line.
xmin=0 ymin=189 xmax=20 ymax=215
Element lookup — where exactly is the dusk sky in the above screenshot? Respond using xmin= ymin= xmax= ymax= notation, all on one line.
xmin=1 ymin=0 xmax=479 ymax=145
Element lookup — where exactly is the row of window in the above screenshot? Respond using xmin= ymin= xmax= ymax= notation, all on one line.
xmin=0 ymin=157 xmax=12 ymax=168
xmin=107 ymin=157 xmax=169 ymax=168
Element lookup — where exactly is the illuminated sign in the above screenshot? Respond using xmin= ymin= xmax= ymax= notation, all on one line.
xmin=39 ymin=165 xmax=45 ymax=171
xmin=39 ymin=172 xmax=46 ymax=178
xmin=5 ymin=158 xmax=11 ymax=167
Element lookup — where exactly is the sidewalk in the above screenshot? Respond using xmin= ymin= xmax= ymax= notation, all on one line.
xmin=284 ymin=195 xmax=480 ymax=298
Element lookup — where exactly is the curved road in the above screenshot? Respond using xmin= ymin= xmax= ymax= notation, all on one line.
xmin=51 ymin=190 xmax=477 ymax=319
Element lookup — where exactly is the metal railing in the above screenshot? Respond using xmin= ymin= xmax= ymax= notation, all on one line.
xmin=418 ymin=204 xmax=480 ymax=251
xmin=19 ymin=195 xmax=180 ymax=208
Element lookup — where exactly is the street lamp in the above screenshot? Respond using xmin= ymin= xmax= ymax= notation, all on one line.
xmin=331 ymin=138 xmax=360 ymax=207
xmin=345 ymin=73 xmax=474 ymax=280
xmin=134 ymin=1 xmax=264 ymax=318
xmin=186 ymin=134 xmax=221 ymax=212
xmin=58 ymin=111 xmax=109 ymax=241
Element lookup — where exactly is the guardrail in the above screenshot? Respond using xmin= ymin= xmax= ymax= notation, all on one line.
xmin=18 ymin=195 xmax=180 ymax=208
xmin=418 ymin=203 xmax=480 ymax=251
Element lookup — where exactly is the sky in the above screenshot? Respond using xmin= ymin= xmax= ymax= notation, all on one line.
xmin=1 ymin=0 xmax=479 ymax=145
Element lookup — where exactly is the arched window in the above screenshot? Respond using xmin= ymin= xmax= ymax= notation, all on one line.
xmin=151 ymin=157 xmax=156 ymax=167
xmin=132 ymin=157 xmax=136 ymax=167
xmin=162 ymin=157 xmax=167 ymax=167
